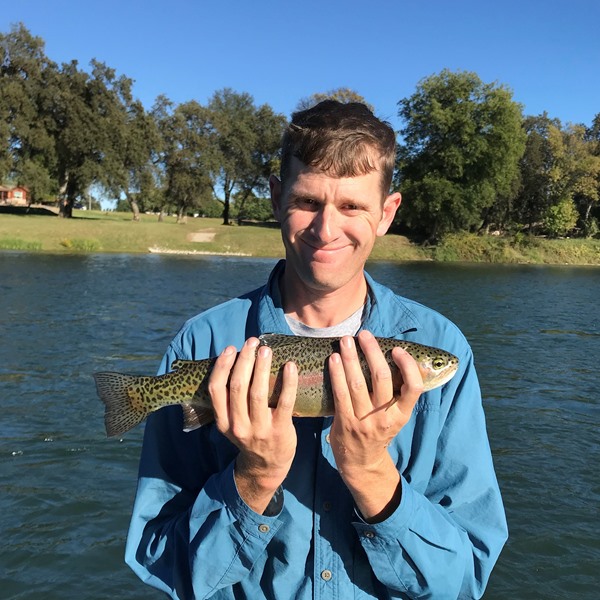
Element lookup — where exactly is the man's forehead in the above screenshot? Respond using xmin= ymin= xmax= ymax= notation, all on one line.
xmin=284 ymin=158 xmax=382 ymax=192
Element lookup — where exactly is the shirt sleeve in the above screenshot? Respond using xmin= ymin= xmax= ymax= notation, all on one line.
xmin=352 ymin=346 xmax=508 ymax=599
xmin=125 ymin=341 xmax=285 ymax=600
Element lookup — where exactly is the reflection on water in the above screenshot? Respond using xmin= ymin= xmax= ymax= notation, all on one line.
xmin=1 ymin=253 xmax=598 ymax=599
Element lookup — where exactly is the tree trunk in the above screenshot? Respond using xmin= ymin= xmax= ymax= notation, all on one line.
xmin=177 ymin=206 xmax=187 ymax=224
xmin=128 ymin=195 xmax=141 ymax=221
xmin=58 ymin=175 xmax=73 ymax=218
xmin=58 ymin=196 xmax=73 ymax=218
xmin=222 ymin=198 xmax=230 ymax=225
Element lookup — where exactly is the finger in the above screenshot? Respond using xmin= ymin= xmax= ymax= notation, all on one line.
xmin=208 ymin=345 xmax=237 ymax=430
xmin=228 ymin=337 xmax=260 ymax=424
xmin=391 ymin=347 xmax=425 ymax=415
xmin=273 ymin=361 xmax=298 ymax=423
xmin=357 ymin=330 xmax=394 ymax=409
xmin=248 ymin=344 xmax=272 ymax=422
xmin=339 ymin=335 xmax=373 ymax=417
xmin=328 ymin=352 xmax=353 ymax=417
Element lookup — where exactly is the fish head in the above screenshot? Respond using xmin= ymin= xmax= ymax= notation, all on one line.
xmin=414 ymin=348 xmax=459 ymax=391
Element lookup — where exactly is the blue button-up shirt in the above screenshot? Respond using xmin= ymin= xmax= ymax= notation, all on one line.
xmin=126 ymin=261 xmax=507 ymax=599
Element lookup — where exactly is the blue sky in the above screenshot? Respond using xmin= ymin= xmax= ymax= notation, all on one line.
xmin=2 ymin=0 xmax=599 ymax=130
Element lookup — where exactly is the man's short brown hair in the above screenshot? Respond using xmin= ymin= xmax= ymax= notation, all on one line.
xmin=280 ymin=100 xmax=396 ymax=194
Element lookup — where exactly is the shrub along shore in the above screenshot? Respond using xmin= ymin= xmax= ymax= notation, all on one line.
xmin=0 ymin=210 xmax=599 ymax=266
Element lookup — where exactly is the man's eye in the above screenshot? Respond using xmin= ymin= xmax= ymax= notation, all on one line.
xmin=299 ymin=198 xmax=318 ymax=207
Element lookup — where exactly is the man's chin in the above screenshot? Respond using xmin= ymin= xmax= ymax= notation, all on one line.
xmin=300 ymin=264 xmax=354 ymax=293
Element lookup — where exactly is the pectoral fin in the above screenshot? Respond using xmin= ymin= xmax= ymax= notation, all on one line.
xmin=182 ymin=403 xmax=215 ymax=431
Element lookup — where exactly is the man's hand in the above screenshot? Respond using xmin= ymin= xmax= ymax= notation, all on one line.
xmin=208 ymin=338 xmax=298 ymax=514
xmin=328 ymin=330 xmax=424 ymax=522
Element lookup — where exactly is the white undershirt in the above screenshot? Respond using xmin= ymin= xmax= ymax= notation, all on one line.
xmin=284 ymin=304 xmax=365 ymax=338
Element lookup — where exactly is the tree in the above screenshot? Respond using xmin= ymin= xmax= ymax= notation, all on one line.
xmin=395 ymin=69 xmax=526 ymax=240
xmin=515 ymin=116 xmax=600 ymax=235
xmin=512 ymin=114 xmax=558 ymax=230
xmin=159 ymin=99 xmax=213 ymax=223
xmin=48 ymin=59 xmax=136 ymax=217
xmin=550 ymin=123 xmax=600 ymax=234
xmin=202 ymin=89 xmax=286 ymax=225
xmin=0 ymin=23 xmax=58 ymax=201
xmin=543 ymin=198 xmax=578 ymax=237
xmin=1 ymin=25 xmax=141 ymax=216
xmin=581 ymin=114 xmax=600 ymax=234
xmin=102 ymin=96 xmax=162 ymax=221
xmin=295 ymin=87 xmax=374 ymax=113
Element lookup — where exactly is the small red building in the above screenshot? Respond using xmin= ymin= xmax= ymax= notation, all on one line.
xmin=0 ymin=185 xmax=29 ymax=205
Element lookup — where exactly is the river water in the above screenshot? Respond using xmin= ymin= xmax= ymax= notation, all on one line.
xmin=1 ymin=253 xmax=598 ymax=599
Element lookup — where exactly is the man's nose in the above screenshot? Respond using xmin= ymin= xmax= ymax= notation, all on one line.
xmin=311 ymin=205 xmax=339 ymax=242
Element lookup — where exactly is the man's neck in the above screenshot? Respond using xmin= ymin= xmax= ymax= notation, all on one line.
xmin=279 ymin=271 xmax=368 ymax=329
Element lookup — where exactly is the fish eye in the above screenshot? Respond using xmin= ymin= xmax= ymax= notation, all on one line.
xmin=432 ymin=357 xmax=447 ymax=370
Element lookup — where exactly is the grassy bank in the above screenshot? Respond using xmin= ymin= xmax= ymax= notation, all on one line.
xmin=432 ymin=232 xmax=600 ymax=265
xmin=0 ymin=209 xmax=599 ymax=265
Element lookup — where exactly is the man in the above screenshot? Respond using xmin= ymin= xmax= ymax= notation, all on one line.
xmin=126 ymin=100 xmax=507 ymax=599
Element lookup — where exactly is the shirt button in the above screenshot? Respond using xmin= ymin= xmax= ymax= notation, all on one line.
xmin=258 ymin=524 xmax=270 ymax=533
xmin=364 ymin=530 xmax=375 ymax=539
xmin=325 ymin=433 xmax=331 ymax=444
xmin=323 ymin=501 xmax=332 ymax=511
xmin=321 ymin=569 xmax=333 ymax=581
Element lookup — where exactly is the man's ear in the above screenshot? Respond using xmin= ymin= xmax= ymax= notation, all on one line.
xmin=376 ymin=192 xmax=402 ymax=237
xmin=269 ymin=174 xmax=282 ymax=222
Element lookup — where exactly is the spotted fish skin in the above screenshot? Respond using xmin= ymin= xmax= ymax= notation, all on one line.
xmin=94 ymin=334 xmax=459 ymax=437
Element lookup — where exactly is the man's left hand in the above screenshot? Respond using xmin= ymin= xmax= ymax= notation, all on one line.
xmin=328 ymin=330 xmax=424 ymax=522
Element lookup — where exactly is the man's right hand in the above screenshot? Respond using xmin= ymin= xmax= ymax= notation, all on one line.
xmin=208 ymin=338 xmax=298 ymax=514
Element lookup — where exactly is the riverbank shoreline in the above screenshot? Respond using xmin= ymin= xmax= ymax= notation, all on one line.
xmin=1 ymin=210 xmax=599 ymax=266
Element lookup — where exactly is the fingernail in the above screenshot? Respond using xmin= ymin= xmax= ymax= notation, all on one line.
xmin=342 ymin=336 xmax=353 ymax=348
xmin=221 ymin=346 xmax=235 ymax=356
xmin=285 ymin=361 xmax=297 ymax=374
xmin=258 ymin=345 xmax=271 ymax=358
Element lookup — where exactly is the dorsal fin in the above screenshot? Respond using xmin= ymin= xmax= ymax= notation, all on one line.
xmin=259 ymin=333 xmax=309 ymax=349
xmin=170 ymin=359 xmax=196 ymax=371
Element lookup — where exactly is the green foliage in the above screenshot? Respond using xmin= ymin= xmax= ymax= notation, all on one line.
xmin=115 ymin=199 xmax=130 ymax=212
xmin=235 ymin=197 xmax=274 ymax=221
xmin=0 ymin=237 xmax=42 ymax=251
xmin=59 ymin=238 xmax=101 ymax=251
xmin=200 ymin=198 xmax=227 ymax=218
xmin=542 ymin=198 xmax=578 ymax=237
xmin=581 ymin=217 xmax=599 ymax=238
xmin=295 ymin=88 xmax=375 ymax=113
xmin=395 ymin=69 xmax=526 ymax=240
xmin=428 ymin=231 xmax=600 ymax=264
xmin=157 ymin=98 xmax=214 ymax=223
xmin=0 ymin=24 xmax=58 ymax=200
xmin=433 ymin=233 xmax=517 ymax=263
xmin=203 ymin=89 xmax=286 ymax=224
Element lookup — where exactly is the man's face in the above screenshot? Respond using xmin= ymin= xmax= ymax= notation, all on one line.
xmin=270 ymin=157 xmax=401 ymax=297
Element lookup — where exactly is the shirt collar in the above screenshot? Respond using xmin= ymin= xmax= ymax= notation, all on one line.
xmin=256 ymin=260 xmax=420 ymax=338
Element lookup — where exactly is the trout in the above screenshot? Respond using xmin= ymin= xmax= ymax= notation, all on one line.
xmin=94 ymin=333 xmax=459 ymax=437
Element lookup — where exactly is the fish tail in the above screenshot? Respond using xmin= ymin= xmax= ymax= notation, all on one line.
xmin=93 ymin=372 xmax=148 ymax=437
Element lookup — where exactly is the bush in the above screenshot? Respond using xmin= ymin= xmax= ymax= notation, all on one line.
xmin=59 ymin=238 xmax=101 ymax=251
xmin=542 ymin=199 xmax=578 ymax=237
